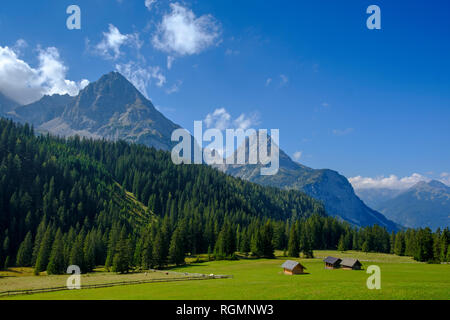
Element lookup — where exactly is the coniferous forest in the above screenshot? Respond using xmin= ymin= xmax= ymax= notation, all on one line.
xmin=0 ymin=118 xmax=448 ymax=275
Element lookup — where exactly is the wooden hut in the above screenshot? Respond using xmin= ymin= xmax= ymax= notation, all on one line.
xmin=340 ymin=258 xmax=362 ymax=270
xmin=281 ymin=260 xmax=306 ymax=275
xmin=323 ymin=256 xmax=342 ymax=269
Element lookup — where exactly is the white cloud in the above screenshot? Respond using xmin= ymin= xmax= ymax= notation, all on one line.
xmin=440 ymin=172 xmax=450 ymax=186
xmin=116 ymin=61 xmax=166 ymax=99
xmin=145 ymin=0 xmax=156 ymax=10
xmin=293 ymin=151 xmax=302 ymax=161
xmin=94 ymin=24 xmax=141 ymax=60
xmin=166 ymin=80 xmax=182 ymax=94
xmin=265 ymin=78 xmax=272 ymax=86
xmin=12 ymin=39 xmax=28 ymax=57
xmin=152 ymin=3 xmax=220 ymax=56
xmin=204 ymin=108 xmax=231 ymax=130
xmin=234 ymin=113 xmax=260 ymax=130
xmin=204 ymin=108 xmax=259 ymax=131
xmin=167 ymin=56 xmax=175 ymax=69
xmin=349 ymin=173 xmax=430 ymax=190
xmin=280 ymin=74 xmax=289 ymax=86
xmin=0 ymin=45 xmax=88 ymax=105
xmin=333 ymin=128 xmax=354 ymax=136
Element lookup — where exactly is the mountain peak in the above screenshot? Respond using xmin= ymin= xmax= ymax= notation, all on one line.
xmin=9 ymin=72 xmax=181 ymax=151
xmin=98 ymin=71 xmax=129 ymax=83
xmin=220 ymin=135 xmax=399 ymax=230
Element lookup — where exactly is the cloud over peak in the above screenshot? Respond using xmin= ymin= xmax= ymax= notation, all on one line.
xmin=0 ymin=45 xmax=88 ymax=105
xmin=115 ymin=61 xmax=166 ymax=99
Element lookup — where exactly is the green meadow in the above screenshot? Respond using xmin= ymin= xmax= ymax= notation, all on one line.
xmin=2 ymin=251 xmax=449 ymax=300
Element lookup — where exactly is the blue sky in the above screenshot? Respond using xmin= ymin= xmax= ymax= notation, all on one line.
xmin=0 ymin=0 xmax=449 ymax=188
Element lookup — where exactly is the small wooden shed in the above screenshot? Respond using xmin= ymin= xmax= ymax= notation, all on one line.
xmin=340 ymin=258 xmax=362 ymax=270
xmin=281 ymin=260 xmax=306 ymax=275
xmin=323 ymin=256 xmax=342 ymax=269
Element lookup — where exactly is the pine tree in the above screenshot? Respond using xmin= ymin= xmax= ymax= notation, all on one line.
xmin=440 ymin=230 xmax=449 ymax=262
xmin=362 ymin=240 xmax=369 ymax=253
xmin=84 ymin=232 xmax=95 ymax=273
xmin=250 ymin=232 xmax=263 ymax=257
xmin=432 ymin=230 xmax=441 ymax=262
xmin=262 ymin=221 xmax=275 ymax=258
xmin=16 ymin=232 xmax=33 ymax=267
xmin=70 ymin=231 xmax=85 ymax=273
xmin=152 ymin=230 xmax=166 ymax=269
xmin=301 ymin=232 xmax=314 ymax=258
xmin=288 ymin=224 xmax=299 ymax=258
xmin=389 ymin=232 xmax=395 ymax=254
xmin=4 ymin=256 xmax=10 ymax=269
xmin=141 ymin=233 xmax=153 ymax=269
xmin=394 ymin=232 xmax=405 ymax=256
xmin=31 ymin=220 xmax=46 ymax=266
xmin=112 ymin=228 xmax=130 ymax=274
xmin=169 ymin=227 xmax=185 ymax=266
xmin=240 ymin=230 xmax=250 ymax=254
xmin=105 ymin=224 xmax=120 ymax=271
xmin=47 ymin=229 xmax=65 ymax=275
xmin=35 ymin=226 xmax=54 ymax=273
xmin=337 ymin=235 xmax=346 ymax=252
xmin=414 ymin=228 xmax=433 ymax=262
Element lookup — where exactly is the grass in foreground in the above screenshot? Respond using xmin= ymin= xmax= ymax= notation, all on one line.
xmin=1 ymin=251 xmax=449 ymax=300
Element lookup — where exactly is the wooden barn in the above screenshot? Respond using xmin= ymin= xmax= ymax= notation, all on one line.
xmin=340 ymin=258 xmax=362 ymax=270
xmin=281 ymin=260 xmax=307 ymax=275
xmin=323 ymin=256 xmax=342 ymax=269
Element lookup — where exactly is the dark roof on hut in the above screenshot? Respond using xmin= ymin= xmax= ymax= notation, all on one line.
xmin=281 ymin=260 xmax=306 ymax=271
xmin=340 ymin=258 xmax=361 ymax=268
xmin=323 ymin=256 xmax=341 ymax=265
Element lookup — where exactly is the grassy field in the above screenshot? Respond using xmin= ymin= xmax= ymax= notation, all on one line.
xmin=1 ymin=251 xmax=449 ymax=300
xmin=0 ymin=268 xmax=199 ymax=293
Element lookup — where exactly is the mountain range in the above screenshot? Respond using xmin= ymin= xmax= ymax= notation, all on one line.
xmin=357 ymin=180 xmax=450 ymax=229
xmin=216 ymin=137 xmax=399 ymax=230
xmin=0 ymin=71 xmax=400 ymax=230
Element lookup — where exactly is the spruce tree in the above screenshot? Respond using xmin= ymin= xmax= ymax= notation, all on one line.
xmin=141 ymin=233 xmax=153 ymax=269
xmin=84 ymin=233 xmax=95 ymax=273
xmin=337 ymin=235 xmax=346 ymax=252
xmin=112 ymin=228 xmax=130 ymax=274
xmin=47 ymin=229 xmax=65 ymax=275
xmin=16 ymin=232 xmax=33 ymax=267
xmin=301 ymin=232 xmax=314 ymax=258
xmin=70 ymin=231 xmax=85 ymax=273
xmin=152 ymin=230 xmax=166 ymax=269
xmin=169 ymin=227 xmax=185 ymax=266
xmin=4 ymin=256 xmax=10 ymax=270
xmin=250 ymin=232 xmax=263 ymax=257
xmin=32 ymin=220 xmax=46 ymax=266
xmin=288 ymin=224 xmax=299 ymax=258
xmin=105 ymin=224 xmax=120 ymax=271
xmin=35 ymin=226 xmax=54 ymax=273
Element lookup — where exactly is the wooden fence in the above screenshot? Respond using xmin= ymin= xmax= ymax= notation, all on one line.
xmin=0 ymin=273 xmax=233 ymax=297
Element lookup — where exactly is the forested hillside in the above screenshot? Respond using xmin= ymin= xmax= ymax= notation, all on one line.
xmin=0 ymin=118 xmax=448 ymax=275
xmin=0 ymin=118 xmax=325 ymax=273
